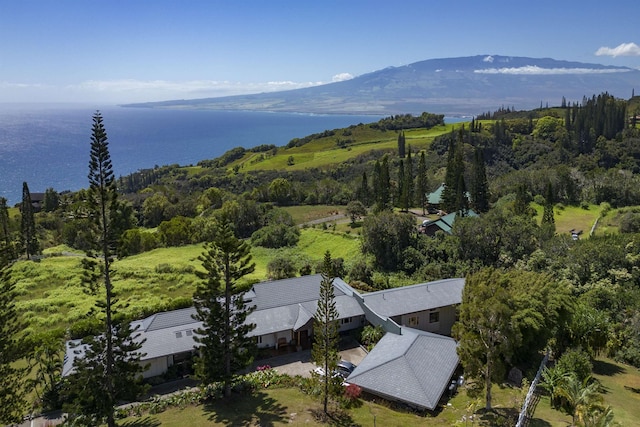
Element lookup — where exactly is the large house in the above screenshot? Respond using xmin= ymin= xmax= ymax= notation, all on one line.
xmin=63 ymin=275 xmax=464 ymax=411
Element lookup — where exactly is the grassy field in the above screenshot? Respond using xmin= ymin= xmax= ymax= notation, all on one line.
xmin=236 ymin=123 xmax=458 ymax=173
xmin=115 ymin=357 xmax=640 ymax=426
xmin=532 ymin=203 xmax=602 ymax=237
xmin=11 ymin=227 xmax=362 ymax=334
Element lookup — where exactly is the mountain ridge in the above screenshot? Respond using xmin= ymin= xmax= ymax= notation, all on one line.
xmin=124 ymin=55 xmax=640 ymax=116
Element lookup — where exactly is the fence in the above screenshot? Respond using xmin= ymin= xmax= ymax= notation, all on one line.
xmin=515 ymin=349 xmax=550 ymax=427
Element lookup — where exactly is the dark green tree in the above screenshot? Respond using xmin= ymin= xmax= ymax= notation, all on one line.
xmin=42 ymin=187 xmax=60 ymax=212
xmin=513 ymin=183 xmax=533 ymax=217
xmin=157 ymin=216 xmax=194 ymax=247
xmin=311 ymin=251 xmax=342 ymax=415
xmin=362 ymin=211 xmax=416 ymax=271
xmin=251 ymin=208 xmax=299 ymax=249
xmin=65 ymin=112 xmax=146 ymax=427
xmin=26 ymin=331 xmax=65 ymax=410
xmin=268 ymin=177 xmax=293 ymax=206
xmin=63 ymin=323 xmax=144 ymax=426
xmin=266 ymin=255 xmax=297 ymax=280
xmin=0 ymin=267 xmax=27 ymax=424
xmin=415 ymin=151 xmax=429 ymax=215
xmin=542 ymin=181 xmax=556 ymax=225
xmin=372 ymin=156 xmax=391 ymax=212
xmin=0 ymin=197 xmax=14 ymax=265
xmin=20 ymin=181 xmax=39 ymax=258
xmin=471 ymin=148 xmax=489 ymax=213
xmin=345 ymin=200 xmax=367 ymax=225
xmin=397 ymin=159 xmax=405 ymax=209
xmin=441 ymin=134 xmax=467 ymax=213
xmin=453 ymin=268 xmax=572 ymax=410
xmin=397 ymin=131 xmax=406 ymax=158
xmin=356 ymin=171 xmax=371 ymax=207
xmin=400 ymin=149 xmax=414 ymax=212
xmin=193 ymin=221 xmax=256 ymax=397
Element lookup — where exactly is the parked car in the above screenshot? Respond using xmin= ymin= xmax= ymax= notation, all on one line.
xmin=313 ymin=360 xmax=357 ymax=384
xmin=336 ymin=360 xmax=357 ymax=378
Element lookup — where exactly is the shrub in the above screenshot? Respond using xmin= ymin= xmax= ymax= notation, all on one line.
xmin=251 ymin=224 xmax=300 ymax=248
xmin=344 ymin=383 xmax=362 ymax=400
xmin=555 ymin=347 xmax=592 ymax=383
xmin=267 ymin=256 xmax=297 ymax=280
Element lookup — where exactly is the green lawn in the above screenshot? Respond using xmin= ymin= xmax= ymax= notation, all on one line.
xmin=119 ymin=384 xmax=516 ymax=426
xmin=533 ymin=203 xmax=602 ymax=237
xmin=592 ymin=357 xmax=640 ymax=425
xmin=118 ymin=360 xmax=640 ymax=427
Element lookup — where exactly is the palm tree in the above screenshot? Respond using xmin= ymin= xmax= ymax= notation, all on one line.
xmin=557 ymin=374 xmax=603 ymax=426
xmin=582 ymin=405 xmax=615 ymax=427
xmin=540 ymin=366 xmax=572 ymax=409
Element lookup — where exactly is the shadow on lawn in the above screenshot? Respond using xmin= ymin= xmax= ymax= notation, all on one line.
xmin=593 ymin=359 xmax=625 ymax=376
xmin=120 ymin=416 xmax=161 ymax=427
xmin=477 ymin=407 xmax=520 ymax=427
xmin=204 ymin=390 xmax=288 ymax=426
xmin=528 ymin=419 xmax=553 ymax=427
xmin=309 ymin=408 xmax=360 ymax=427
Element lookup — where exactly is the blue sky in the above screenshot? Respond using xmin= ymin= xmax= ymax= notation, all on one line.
xmin=1 ymin=0 xmax=639 ymax=104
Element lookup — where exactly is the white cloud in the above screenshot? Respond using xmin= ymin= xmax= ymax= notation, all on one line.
xmin=595 ymin=42 xmax=640 ymax=57
xmin=483 ymin=55 xmax=494 ymax=63
xmin=72 ymin=79 xmax=323 ymax=95
xmin=0 ymin=76 xmax=336 ymax=103
xmin=332 ymin=72 xmax=354 ymax=82
xmin=0 ymin=81 xmax=46 ymax=89
xmin=474 ymin=66 xmax=630 ymax=75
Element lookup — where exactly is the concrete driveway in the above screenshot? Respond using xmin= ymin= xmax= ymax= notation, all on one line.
xmin=253 ymin=336 xmax=368 ymax=378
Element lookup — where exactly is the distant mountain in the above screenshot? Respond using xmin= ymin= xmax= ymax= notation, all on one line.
xmin=124 ymin=55 xmax=640 ymax=116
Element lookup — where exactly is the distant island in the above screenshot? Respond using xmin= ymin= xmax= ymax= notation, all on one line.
xmin=123 ymin=55 xmax=640 ymax=116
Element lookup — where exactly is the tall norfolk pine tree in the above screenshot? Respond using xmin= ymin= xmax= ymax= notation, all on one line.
xmin=193 ymin=221 xmax=256 ymax=397
xmin=0 ymin=266 xmax=27 ymax=424
xmin=311 ymin=251 xmax=341 ymax=415
xmin=65 ymin=112 xmax=146 ymax=427
xmin=20 ymin=181 xmax=39 ymax=258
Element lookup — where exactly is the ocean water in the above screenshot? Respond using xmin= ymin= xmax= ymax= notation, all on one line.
xmin=0 ymin=104 xmax=382 ymax=205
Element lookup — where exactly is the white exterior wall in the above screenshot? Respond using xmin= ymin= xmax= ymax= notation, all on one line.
xmin=339 ymin=315 xmax=365 ymax=333
xmin=438 ymin=305 xmax=458 ymax=335
xmin=256 ymin=330 xmax=293 ymax=349
xmin=396 ymin=305 xmax=458 ymax=336
xmin=143 ymin=356 xmax=170 ymax=379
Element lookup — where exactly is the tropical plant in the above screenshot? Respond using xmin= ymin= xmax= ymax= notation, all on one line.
xmin=557 ymin=374 xmax=604 ymax=426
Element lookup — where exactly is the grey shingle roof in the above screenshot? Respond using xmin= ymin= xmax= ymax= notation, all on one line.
xmin=248 ymin=274 xmax=347 ymax=310
xmin=248 ymin=276 xmax=364 ymax=335
xmin=140 ymin=307 xmax=198 ymax=332
xmin=135 ymin=321 xmax=201 ymax=361
xmin=362 ymin=278 xmax=464 ymax=318
xmin=346 ymin=328 xmax=459 ymax=410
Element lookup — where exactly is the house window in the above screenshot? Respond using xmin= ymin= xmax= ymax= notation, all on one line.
xmin=186 ymin=330 xmax=192 ymax=336
xmin=429 ymin=311 xmax=440 ymax=323
xmin=255 ymin=336 xmax=263 ymax=344
xmin=175 ymin=331 xmax=183 ymax=338
xmin=408 ymin=316 xmax=419 ymax=326
xmin=341 ymin=317 xmax=352 ymax=325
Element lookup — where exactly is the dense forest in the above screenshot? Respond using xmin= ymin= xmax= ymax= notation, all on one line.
xmin=2 ymin=93 xmax=640 ymax=424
